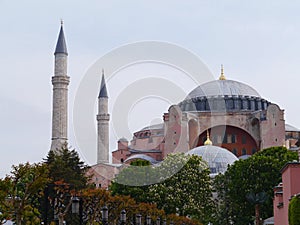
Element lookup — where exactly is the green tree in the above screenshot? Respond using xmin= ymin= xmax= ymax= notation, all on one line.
xmin=110 ymin=154 xmax=213 ymax=224
xmin=289 ymin=195 xmax=300 ymax=225
xmin=148 ymin=153 xmax=214 ymax=224
xmin=0 ymin=162 xmax=49 ymax=225
xmin=43 ymin=146 xmax=90 ymax=225
xmin=110 ymin=159 xmax=152 ymax=203
xmin=45 ymin=146 xmax=90 ymax=189
xmin=214 ymin=146 xmax=298 ymax=225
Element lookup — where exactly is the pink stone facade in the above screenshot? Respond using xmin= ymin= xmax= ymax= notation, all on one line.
xmin=87 ymin=163 xmax=121 ymax=189
xmin=273 ymin=162 xmax=300 ymax=225
xmin=111 ymin=102 xmax=286 ymax=164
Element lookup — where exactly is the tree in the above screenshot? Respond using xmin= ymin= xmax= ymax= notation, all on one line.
xmin=80 ymin=187 xmax=202 ymax=225
xmin=0 ymin=162 xmax=49 ymax=225
xmin=289 ymin=194 xmax=300 ymax=225
xmin=214 ymin=146 xmax=298 ymax=225
xmin=43 ymin=146 xmax=90 ymax=224
xmin=110 ymin=154 xmax=213 ymax=224
xmin=148 ymin=153 xmax=214 ymax=224
xmin=45 ymin=147 xmax=90 ymax=189
xmin=110 ymin=159 xmax=151 ymax=203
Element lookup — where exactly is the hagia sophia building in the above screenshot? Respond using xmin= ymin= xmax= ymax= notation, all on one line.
xmin=50 ymin=24 xmax=300 ymax=188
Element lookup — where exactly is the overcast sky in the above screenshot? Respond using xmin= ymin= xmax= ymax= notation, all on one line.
xmin=1 ymin=0 xmax=300 ymax=177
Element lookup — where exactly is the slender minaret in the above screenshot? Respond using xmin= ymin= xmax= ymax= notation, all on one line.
xmin=97 ymin=70 xmax=110 ymax=163
xmin=50 ymin=22 xmax=70 ymax=151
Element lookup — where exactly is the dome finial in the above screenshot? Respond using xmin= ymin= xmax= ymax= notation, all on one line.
xmin=219 ymin=64 xmax=226 ymax=80
xmin=204 ymin=130 xmax=213 ymax=145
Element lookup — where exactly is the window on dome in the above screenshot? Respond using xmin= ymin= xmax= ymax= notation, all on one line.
xmin=210 ymin=167 xmax=217 ymax=174
xmin=227 ymin=99 xmax=234 ymax=109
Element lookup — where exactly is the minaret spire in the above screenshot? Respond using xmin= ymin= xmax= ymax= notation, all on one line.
xmin=97 ymin=70 xmax=110 ymax=164
xmin=219 ymin=64 xmax=226 ymax=80
xmin=98 ymin=69 xmax=108 ymax=98
xmin=54 ymin=22 xmax=68 ymax=55
xmin=50 ymin=22 xmax=70 ymax=151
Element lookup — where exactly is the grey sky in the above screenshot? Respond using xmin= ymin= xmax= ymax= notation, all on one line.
xmin=0 ymin=0 xmax=300 ymax=177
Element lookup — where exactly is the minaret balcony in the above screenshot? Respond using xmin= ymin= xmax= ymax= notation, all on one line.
xmin=97 ymin=114 xmax=110 ymax=121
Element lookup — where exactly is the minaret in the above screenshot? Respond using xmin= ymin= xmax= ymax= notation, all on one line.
xmin=50 ymin=22 xmax=70 ymax=151
xmin=97 ymin=70 xmax=110 ymax=164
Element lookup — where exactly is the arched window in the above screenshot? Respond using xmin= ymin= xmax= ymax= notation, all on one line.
xmin=242 ymin=148 xmax=247 ymax=155
xmin=231 ymin=134 xmax=236 ymax=143
xmin=252 ymin=148 xmax=257 ymax=154
xmin=121 ymin=158 xmax=124 ymax=163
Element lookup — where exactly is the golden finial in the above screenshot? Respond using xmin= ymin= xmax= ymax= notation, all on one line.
xmin=204 ymin=130 xmax=213 ymax=145
xmin=60 ymin=19 xmax=64 ymax=26
xmin=219 ymin=64 xmax=226 ymax=80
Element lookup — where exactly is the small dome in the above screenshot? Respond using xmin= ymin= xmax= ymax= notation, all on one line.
xmin=118 ymin=137 xmax=128 ymax=142
xmin=124 ymin=154 xmax=158 ymax=164
xmin=186 ymin=145 xmax=238 ymax=177
xmin=141 ymin=123 xmax=164 ymax=131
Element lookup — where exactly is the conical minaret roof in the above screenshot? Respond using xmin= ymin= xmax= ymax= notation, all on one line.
xmin=54 ymin=22 xmax=68 ymax=55
xmin=98 ymin=70 xmax=108 ymax=98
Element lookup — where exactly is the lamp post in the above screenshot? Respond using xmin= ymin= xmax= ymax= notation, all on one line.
xmin=71 ymin=196 xmax=80 ymax=214
xmin=71 ymin=196 xmax=83 ymax=225
xmin=136 ymin=214 xmax=142 ymax=225
xmin=146 ymin=215 xmax=151 ymax=225
xmin=120 ymin=209 xmax=126 ymax=224
xmin=102 ymin=205 xmax=108 ymax=225
xmin=156 ymin=217 xmax=160 ymax=225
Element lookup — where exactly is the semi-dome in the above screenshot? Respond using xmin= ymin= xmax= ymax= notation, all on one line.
xmin=186 ymin=145 xmax=238 ymax=177
xmin=179 ymin=78 xmax=270 ymax=112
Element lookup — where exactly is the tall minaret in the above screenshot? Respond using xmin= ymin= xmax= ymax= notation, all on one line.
xmin=97 ymin=70 xmax=110 ymax=163
xmin=50 ymin=22 xmax=70 ymax=151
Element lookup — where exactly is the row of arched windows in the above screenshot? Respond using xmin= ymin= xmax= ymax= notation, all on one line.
xmin=232 ymin=148 xmax=257 ymax=156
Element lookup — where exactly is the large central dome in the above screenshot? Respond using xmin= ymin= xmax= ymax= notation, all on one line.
xmin=187 ymin=79 xmax=261 ymax=99
xmin=179 ymin=74 xmax=270 ymax=112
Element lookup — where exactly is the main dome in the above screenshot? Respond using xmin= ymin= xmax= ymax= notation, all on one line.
xmin=187 ymin=79 xmax=260 ymax=99
xmin=179 ymin=79 xmax=270 ymax=112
